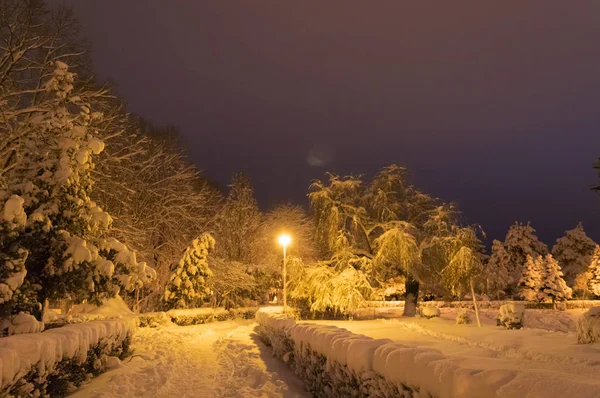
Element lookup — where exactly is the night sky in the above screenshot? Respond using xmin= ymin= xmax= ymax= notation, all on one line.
xmin=59 ymin=1 xmax=600 ymax=245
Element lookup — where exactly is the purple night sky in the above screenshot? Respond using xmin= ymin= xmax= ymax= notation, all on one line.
xmin=58 ymin=1 xmax=600 ymax=244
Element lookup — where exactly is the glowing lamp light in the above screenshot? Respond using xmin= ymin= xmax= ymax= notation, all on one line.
xmin=278 ymin=234 xmax=291 ymax=247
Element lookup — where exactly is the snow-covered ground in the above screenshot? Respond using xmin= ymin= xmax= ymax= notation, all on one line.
xmin=71 ymin=320 xmax=308 ymax=398
xmin=305 ymin=307 xmax=600 ymax=396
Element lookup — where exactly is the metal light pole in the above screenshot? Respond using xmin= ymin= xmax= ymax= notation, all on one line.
xmin=278 ymin=234 xmax=291 ymax=313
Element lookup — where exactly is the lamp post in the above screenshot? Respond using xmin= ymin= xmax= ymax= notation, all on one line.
xmin=278 ymin=234 xmax=291 ymax=312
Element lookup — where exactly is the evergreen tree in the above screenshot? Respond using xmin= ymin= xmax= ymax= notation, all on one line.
xmin=551 ymin=223 xmax=597 ymax=287
xmin=0 ymin=195 xmax=29 ymax=316
xmin=518 ymin=255 xmax=544 ymax=302
xmin=504 ymin=222 xmax=548 ymax=290
xmin=540 ymin=254 xmax=572 ymax=309
xmin=4 ymin=62 xmax=154 ymax=309
xmin=483 ymin=240 xmax=511 ymax=299
xmin=164 ymin=234 xmax=214 ymax=309
xmin=587 ymin=246 xmax=600 ymax=297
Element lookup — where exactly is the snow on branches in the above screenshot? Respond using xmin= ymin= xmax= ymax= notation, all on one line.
xmin=164 ymin=233 xmax=215 ymax=309
xmin=518 ymin=254 xmax=571 ymax=307
xmin=0 ymin=62 xmax=155 ymax=311
xmin=552 ymin=223 xmax=597 ymax=286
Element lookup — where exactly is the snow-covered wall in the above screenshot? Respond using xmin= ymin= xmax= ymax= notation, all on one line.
xmin=0 ymin=318 xmax=133 ymax=396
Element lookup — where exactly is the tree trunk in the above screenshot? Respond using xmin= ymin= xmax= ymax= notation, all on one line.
xmin=403 ymin=274 xmax=420 ymax=317
xmin=470 ymin=279 xmax=481 ymax=328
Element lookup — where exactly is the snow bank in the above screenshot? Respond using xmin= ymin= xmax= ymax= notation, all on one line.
xmin=0 ymin=317 xmax=132 ymax=396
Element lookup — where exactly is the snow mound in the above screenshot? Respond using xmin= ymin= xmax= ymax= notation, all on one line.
xmin=71 ymin=295 xmax=133 ymax=320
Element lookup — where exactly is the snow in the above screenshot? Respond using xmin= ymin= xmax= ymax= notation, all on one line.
xmin=4 ymin=312 xmax=44 ymax=335
xmin=2 ymin=195 xmax=26 ymax=227
xmin=71 ymin=295 xmax=134 ymax=320
xmin=72 ymin=320 xmax=309 ymax=397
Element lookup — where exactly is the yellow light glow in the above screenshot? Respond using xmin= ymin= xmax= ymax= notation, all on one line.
xmin=278 ymin=233 xmax=291 ymax=247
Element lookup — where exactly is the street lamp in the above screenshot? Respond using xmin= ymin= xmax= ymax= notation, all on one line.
xmin=278 ymin=233 xmax=291 ymax=312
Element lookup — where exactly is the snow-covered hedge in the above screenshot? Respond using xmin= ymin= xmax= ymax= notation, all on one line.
xmin=576 ymin=307 xmax=600 ymax=344
xmin=257 ymin=307 xmax=600 ymax=398
xmin=139 ymin=307 xmax=260 ymax=328
xmin=0 ymin=318 xmax=133 ymax=397
xmin=367 ymin=300 xmax=600 ymax=311
xmin=257 ymin=308 xmax=476 ymax=398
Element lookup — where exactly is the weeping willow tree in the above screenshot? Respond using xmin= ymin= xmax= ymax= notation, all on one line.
xmin=306 ymin=165 xmax=468 ymax=317
xmin=441 ymin=227 xmax=485 ymax=327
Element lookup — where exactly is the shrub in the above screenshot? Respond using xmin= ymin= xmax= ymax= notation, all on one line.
xmin=138 ymin=312 xmax=172 ymax=328
xmin=497 ymin=303 xmax=525 ymax=329
xmin=456 ymin=309 xmax=472 ymax=325
xmin=420 ymin=306 xmax=440 ymax=319
xmin=576 ymin=307 xmax=600 ymax=344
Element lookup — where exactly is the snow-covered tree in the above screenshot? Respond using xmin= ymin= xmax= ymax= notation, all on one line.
xmin=551 ymin=223 xmax=597 ymax=286
xmin=442 ymin=244 xmax=483 ymax=326
xmin=2 ymin=62 xmax=154 ymax=309
xmin=93 ymin=121 xmax=221 ymax=307
xmin=0 ymin=195 xmax=29 ymax=316
xmin=214 ymin=173 xmax=261 ymax=264
xmin=504 ymin=222 xmax=548 ymax=289
xmin=208 ymin=258 xmax=257 ymax=309
xmin=518 ymin=255 xmax=544 ymax=302
xmin=587 ymin=246 xmax=600 ymax=297
xmin=307 ymin=165 xmax=470 ymax=316
xmin=540 ymin=254 xmax=572 ymax=309
xmin=164 ymin=234 xmax=215 ymax=309
xmin=482 ymin=240 xmax=511 ymax=299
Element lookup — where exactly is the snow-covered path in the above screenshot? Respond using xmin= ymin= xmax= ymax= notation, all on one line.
xmin=71 ymin=320 xmax=308 ymax=398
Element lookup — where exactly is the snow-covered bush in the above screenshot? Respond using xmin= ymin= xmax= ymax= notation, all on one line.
xmin=0 ymin=318 xmax=132 ymax=397
xmin=576 ymin=307 xmax=600 ymax=344
xmin=420 ymin=305 xmax=440 ymax=319
xmin=138 ymin=311 xmax=173 ymax=328
xmin=497 ymin=303 xmax=525 ymax=329
xmin=166 ymin=307 xmax=229 ymax=326
xmin=0 ymin=312 xmax=45 ymax=336
xmin=164 ymin=234 xmax=214 ymax=309
xmin=456 ymin=309 xmax=472 ymax=325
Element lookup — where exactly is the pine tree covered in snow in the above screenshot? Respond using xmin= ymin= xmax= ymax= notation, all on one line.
xmin=540 ymin=254 xmax=572 ymax=308
xmin=2 ymin=62 xmax=155 ymax=308
xmin=504 ymin=222 xmax=548 ymax=290
xmin=551 ymin=223 xmax=597 ymax=287
xmin=518 ymin=255 xmax=544 ymax=302
xmin=482 ymin=240 xmax=511 ymax=299
xmin=164 ymin=234 xmax=215 ymax=309
xmin=0 ymin=195 xmax=29 ymax=315
xmin=586 ymin=246 xmax=600 ymax=297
